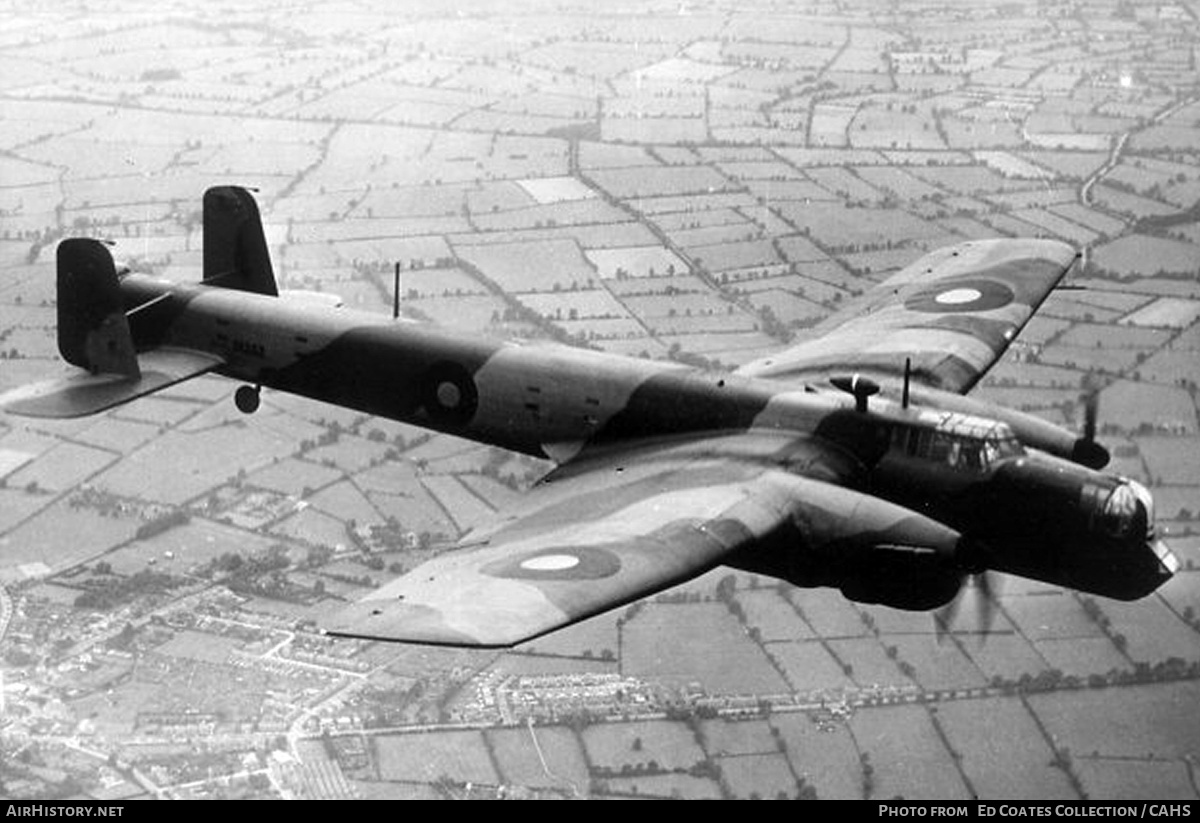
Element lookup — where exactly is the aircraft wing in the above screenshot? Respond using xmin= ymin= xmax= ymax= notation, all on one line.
xmin=325 ymin=431 xmax=856 ymax=647
xmin=736 ymin=238 xmax=1078 ymax=393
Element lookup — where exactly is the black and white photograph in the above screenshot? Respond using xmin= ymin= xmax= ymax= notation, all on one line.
xmin=0 ymin=0 xmax=1197 ymax=802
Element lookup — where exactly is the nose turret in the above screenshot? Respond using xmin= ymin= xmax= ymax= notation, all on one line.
xmin=1107 ymin=478 xmax=1178 ymax=587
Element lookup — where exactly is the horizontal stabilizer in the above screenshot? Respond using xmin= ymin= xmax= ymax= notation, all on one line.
xmin=1 ymin=348 xmax=223 ymax=418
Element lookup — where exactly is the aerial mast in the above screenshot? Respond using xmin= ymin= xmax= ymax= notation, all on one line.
xmin=393 ymin=261 xmax=401 ymax=320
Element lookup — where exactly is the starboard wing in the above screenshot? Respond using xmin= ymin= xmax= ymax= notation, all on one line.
xmin=736 ymin=238 xmax=1078 ymax=394
xmin=325 ymin=431 xmax=841 ymax=647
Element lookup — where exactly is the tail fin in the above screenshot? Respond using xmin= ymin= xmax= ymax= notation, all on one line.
xmin=202 ymin=185 xmax=278 ymax=296
xmin=1 ymin=238 xmax=223 ymax=419
xmin=57 ymin=238 xmax=140 ymax=377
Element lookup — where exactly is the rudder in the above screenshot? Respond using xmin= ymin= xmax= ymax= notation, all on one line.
xmin=202 ymin=185 xmax=278 ymax=296
xmin=57 ymin=238 xmax=140 ymax=377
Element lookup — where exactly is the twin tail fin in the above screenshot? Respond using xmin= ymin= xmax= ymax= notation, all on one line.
xmin=202 ymin=185 xmax=278 ymax=296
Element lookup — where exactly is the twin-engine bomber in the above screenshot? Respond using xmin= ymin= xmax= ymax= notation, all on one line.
xmin=1 ymin=186 xmax=1177 ymax=646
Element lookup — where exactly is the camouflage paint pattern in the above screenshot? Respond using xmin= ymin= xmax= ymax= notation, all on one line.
xmin=738 ymin=239 xmax=1080 ymax=393
xmin=1 ymin=194 xmax=1175 ymax=646
xmin=324 ymin=432 xmax=966 ymax=646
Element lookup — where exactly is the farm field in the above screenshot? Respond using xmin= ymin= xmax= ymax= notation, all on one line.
xmin=0 ymin=0 xmax=1198 ymax=804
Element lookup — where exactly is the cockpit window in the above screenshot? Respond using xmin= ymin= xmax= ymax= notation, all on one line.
xmin=960 ymin=441 xmax=984 ymax=471
xmin=928 ymin=433 xmax=956 ymax=463
xmin=990 ymin=433 xmax=1023 ymax=460
xmin=888 ymin=420 xmax=1023 ymax=473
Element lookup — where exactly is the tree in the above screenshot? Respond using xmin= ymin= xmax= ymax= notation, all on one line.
xmin=114 ymin=622 xmax=137 ymax=648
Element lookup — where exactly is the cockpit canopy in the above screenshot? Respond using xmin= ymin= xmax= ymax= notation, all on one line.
xmin=888 ymin=412 xmax=1024 ymax=473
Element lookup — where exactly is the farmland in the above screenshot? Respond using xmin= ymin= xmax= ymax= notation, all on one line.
xmin=0 ymin=0 xmax=1198 ymax=803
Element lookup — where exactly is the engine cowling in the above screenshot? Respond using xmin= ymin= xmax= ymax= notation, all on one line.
xmin=729 ymin=476 xmax=969 ymax=611
xmin=834 ymin=546 xmax=966 ymax=611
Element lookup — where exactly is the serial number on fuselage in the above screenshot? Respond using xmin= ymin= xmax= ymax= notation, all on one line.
xmin=229 ymin=338 xmax=266 ymax=358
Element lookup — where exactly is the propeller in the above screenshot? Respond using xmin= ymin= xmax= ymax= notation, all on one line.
xmin=1083 ymin=390 xmax=1098 ymax=444
xmin=935 ymin=572 xmax=1001 ymax=643
xmin=1071 ymin=389 xmax=1110 ymax=469
xmin=935 ymin=539 xmax=1000 ymax=644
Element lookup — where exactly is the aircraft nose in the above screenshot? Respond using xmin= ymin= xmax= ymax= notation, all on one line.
xmin=1125 ymin=479 xmax=1178 ymax=583
xmin=1149 ymin=537 xmax=1180 ymax=579
xmin=1124 ymin=479 xmax=1156 ymax=538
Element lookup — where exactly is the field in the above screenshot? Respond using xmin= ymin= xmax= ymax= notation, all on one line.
xmin=776 ymin=202 xmax=944 ymax=250
xmin=1122 ymin=298 xmax=1200 ymax=329
xmin=582 ymin=720 xmax=705 ymax=772
xmin=375 ymin=731 xmax=497 ymax=784
xmin=936 ymin=699 xmax=1075 ymax=799
xmin=2 ymin=0 xmax=1200 ymax=804
xmin=851 ymin=705 xmax=972 ymax=800
xmin=789 ymin=588 xmax=872 ymax=638
xmin=827 ymin=638 xmax=914 ymax=688
xmin=453 ymin=239 xmax=592 ymax=291
xmin=623 ymin=602 xmax=788 ymax=693
xmin=771 ymin=713 xmax=863 ymax=799
xmin=6 ymin=442 xmax=115 ymax=492
xmin=738 ymin=588 xmax=813 ymax=641
xmin=1074 ymin=758 xmax=1197 ymax=800
xmin=1136 ymin=437 xmax=1200 ymax=485
xmin=1029 ymin=683 xmax=1200 ymax=761
xmin=765 ymin=640 xmax=854 ymax=691
xmin=1093 ymin=235 xmax=1200 ymax=277
xmin=889 ymin=635 xmax=989 ymax=691
xmin=584 ymin=246 xmax=688 ymax=279
xmin=307 ymin=481 xmax=385 ymax=527
xmin=106 ymin=519 xmax=279 ymax=575
xmin=487 ymin=726 xmax=589 ymax=790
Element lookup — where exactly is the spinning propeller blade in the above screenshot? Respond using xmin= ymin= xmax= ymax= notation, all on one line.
xmin=1071 ymin=389 xmax=1109 ymax=469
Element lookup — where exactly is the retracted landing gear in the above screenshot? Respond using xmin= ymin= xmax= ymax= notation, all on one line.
xmin=235 ymin=384 xmax=261 ymax=414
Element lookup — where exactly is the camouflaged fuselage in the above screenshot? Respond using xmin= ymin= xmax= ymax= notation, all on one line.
xmin=120 ymin=272 xmax=843 ymax=459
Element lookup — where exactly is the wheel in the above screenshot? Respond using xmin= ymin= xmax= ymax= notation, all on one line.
xmin=235 ymin=384 xmax=260 ymax=414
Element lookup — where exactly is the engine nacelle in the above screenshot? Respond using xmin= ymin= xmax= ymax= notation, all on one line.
xmin=834 ymin=548 xmax=965 ymax=611
xmin=729 ymin=476 xmax=967 ymax=611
